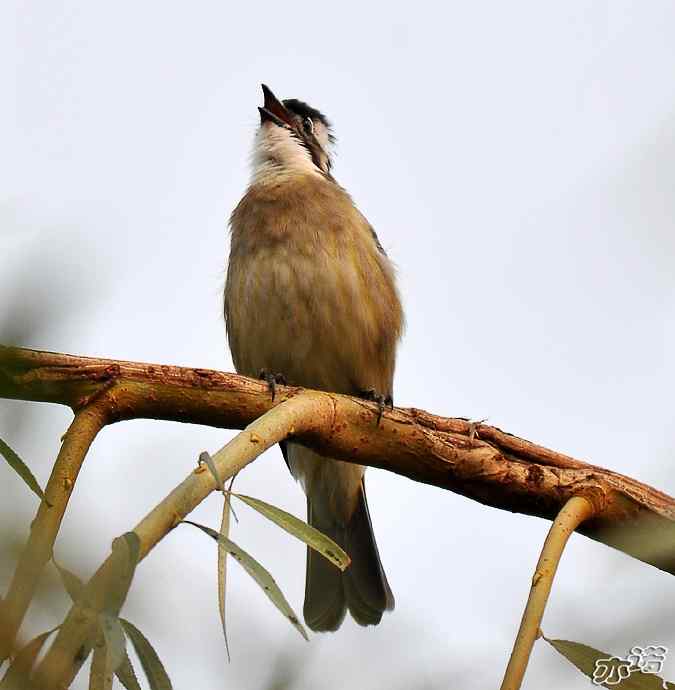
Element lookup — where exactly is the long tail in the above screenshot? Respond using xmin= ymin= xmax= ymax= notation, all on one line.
xmin=303 ymin=479 xmax=394 ymax=632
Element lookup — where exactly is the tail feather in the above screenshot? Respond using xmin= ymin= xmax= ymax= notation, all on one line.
xmin=343 ymin=483 xmax=394 ymax=624
xmin=303 ymin=480 xmax=394 ymax=632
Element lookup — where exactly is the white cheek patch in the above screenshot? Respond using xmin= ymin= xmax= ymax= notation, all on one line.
xmin=312 ymin=121 xmax=333 ymax=155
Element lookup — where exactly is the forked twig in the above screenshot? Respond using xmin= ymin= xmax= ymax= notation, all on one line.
xmin=31 ymin=392 xmax=327 ymax=690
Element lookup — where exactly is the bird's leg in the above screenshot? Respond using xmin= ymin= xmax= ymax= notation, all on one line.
xmin=359 ymin=389 xmax=393 ymax=426
xmin=258 ymin=369 xmax=287 ymax=402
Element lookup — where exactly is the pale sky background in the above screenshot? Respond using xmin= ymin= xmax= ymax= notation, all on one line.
xmin=1 ymin=2 xmax=675 ymax=688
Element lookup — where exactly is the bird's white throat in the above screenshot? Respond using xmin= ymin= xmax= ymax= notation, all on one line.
xmin=251 ymin=124 xmax=319 ymax=183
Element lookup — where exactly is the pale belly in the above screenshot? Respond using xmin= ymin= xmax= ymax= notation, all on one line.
xmin=226 ymin=243 xmax=385 ymax=396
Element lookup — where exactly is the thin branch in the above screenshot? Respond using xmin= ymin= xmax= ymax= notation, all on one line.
xmin=500 ymin=496 xmax=596 ymax=690
xmin=0 ymin=399 xmax=109 ymax=661
xmin=1 ymin=345 xmax=674 ymax=577
xmin=88 ymin=633 xmax=112 ymax=690
xmin=31 ymin=392 xmax=327 ymax=690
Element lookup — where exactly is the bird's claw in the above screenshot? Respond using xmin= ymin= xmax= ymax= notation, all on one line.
xmin=259 ymin=370 xmax=287 ymax=401
xmin=359 ymin=389 xmax=393 ymax=426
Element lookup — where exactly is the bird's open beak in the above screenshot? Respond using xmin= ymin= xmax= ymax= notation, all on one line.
xmin=258 ymin=84 xmax=294 ymax=127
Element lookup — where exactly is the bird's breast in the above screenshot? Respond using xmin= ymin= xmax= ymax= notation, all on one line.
xmin=224 ymin=176 xmax=402 ymax=395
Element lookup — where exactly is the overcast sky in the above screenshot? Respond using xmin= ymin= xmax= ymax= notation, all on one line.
xmin=2 ymin=2 xmax=675 ymax=688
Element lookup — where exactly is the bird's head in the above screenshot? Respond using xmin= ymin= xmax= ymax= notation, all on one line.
xmin=252 ymin=84 xmax=335 ymax=179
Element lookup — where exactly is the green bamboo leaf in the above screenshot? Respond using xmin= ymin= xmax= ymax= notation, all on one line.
xmin=0 ymin=438 xmax=44 ymax=501
xmin=0 ymin=627 xmax=58 ymax=689
xmin=98 ymin=614 xmax=127 ymax=675
xmin=120 ymin=619 xmax=172 ymax=690
xmin=218 ymin=496 xmax=232 ymax=661
xmin=544 ymin=637 xmax=674 ymax=689
xmin=53 ymin=559 xmax=85 ymax=602
xmin=182 ymin=520 xmax=309 ymax=641
xmin=233 ymin=493 xmax=350 ymax=571
xmin=104 ymin=532 xmax=141 ymax=615
xmin=114 ymin=651 xmax=142 ymax=690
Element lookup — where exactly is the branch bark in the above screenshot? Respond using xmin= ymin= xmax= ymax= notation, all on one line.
xmin=1 ymin=345 xmax=674 ymax=578
xmin=32 ymin=394 xmax=326 ymax=689
xmin=0 ymin=399 xmax=109 ymax=661
xmin=500 ymin=495 xmax=596 ymax=690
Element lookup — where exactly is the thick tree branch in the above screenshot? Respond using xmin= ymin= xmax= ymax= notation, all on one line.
xmin=1 ymin=345 xmax=674 ymax=577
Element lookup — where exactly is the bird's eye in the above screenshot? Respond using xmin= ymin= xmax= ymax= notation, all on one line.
xmin=302 ymin=117 xmax=314 ymax=134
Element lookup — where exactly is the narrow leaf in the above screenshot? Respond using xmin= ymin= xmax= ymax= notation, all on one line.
xmin=114 ymin=651 xmax=142 ymax=690
xmin=234 ymin=493 xmax=350 ymax=571
xmin=51 ymin=558 xmax=97 ymax=673
xmin=120 ymin=619 xmax=172 ymax=690
xmin=0 ymin=627 xmax=58 ymax=689
xmin=182 ymin=520 xmax=309 ymax=641
xmin=217 ymin=495 xmax=232 ymax=661
xmin=89 ymin=640 xmax=113 ymax=690
xmin=0 ymin=438 xmax=44 ymax=501
xmin=53 ymin=559 xmax=85 ymax=602
xmin=199 ymin=451 xmax=223 ymax=492
xmin=104 ymin=532 xmax=141 ymax=615
xmin=98 ymin=614 xmax=127 ymax=675
xmin=544 ymin=637 xmax=674 ymax=689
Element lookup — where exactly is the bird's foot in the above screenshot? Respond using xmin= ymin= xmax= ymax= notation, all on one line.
xmin=359 ymin=389 xmax=393 ymax=426
xmin=258 ymin=370 xmax=287 ymax=401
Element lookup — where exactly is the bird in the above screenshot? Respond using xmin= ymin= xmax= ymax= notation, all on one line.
xmin=224 ymin=84 xmax=403 ymax=631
